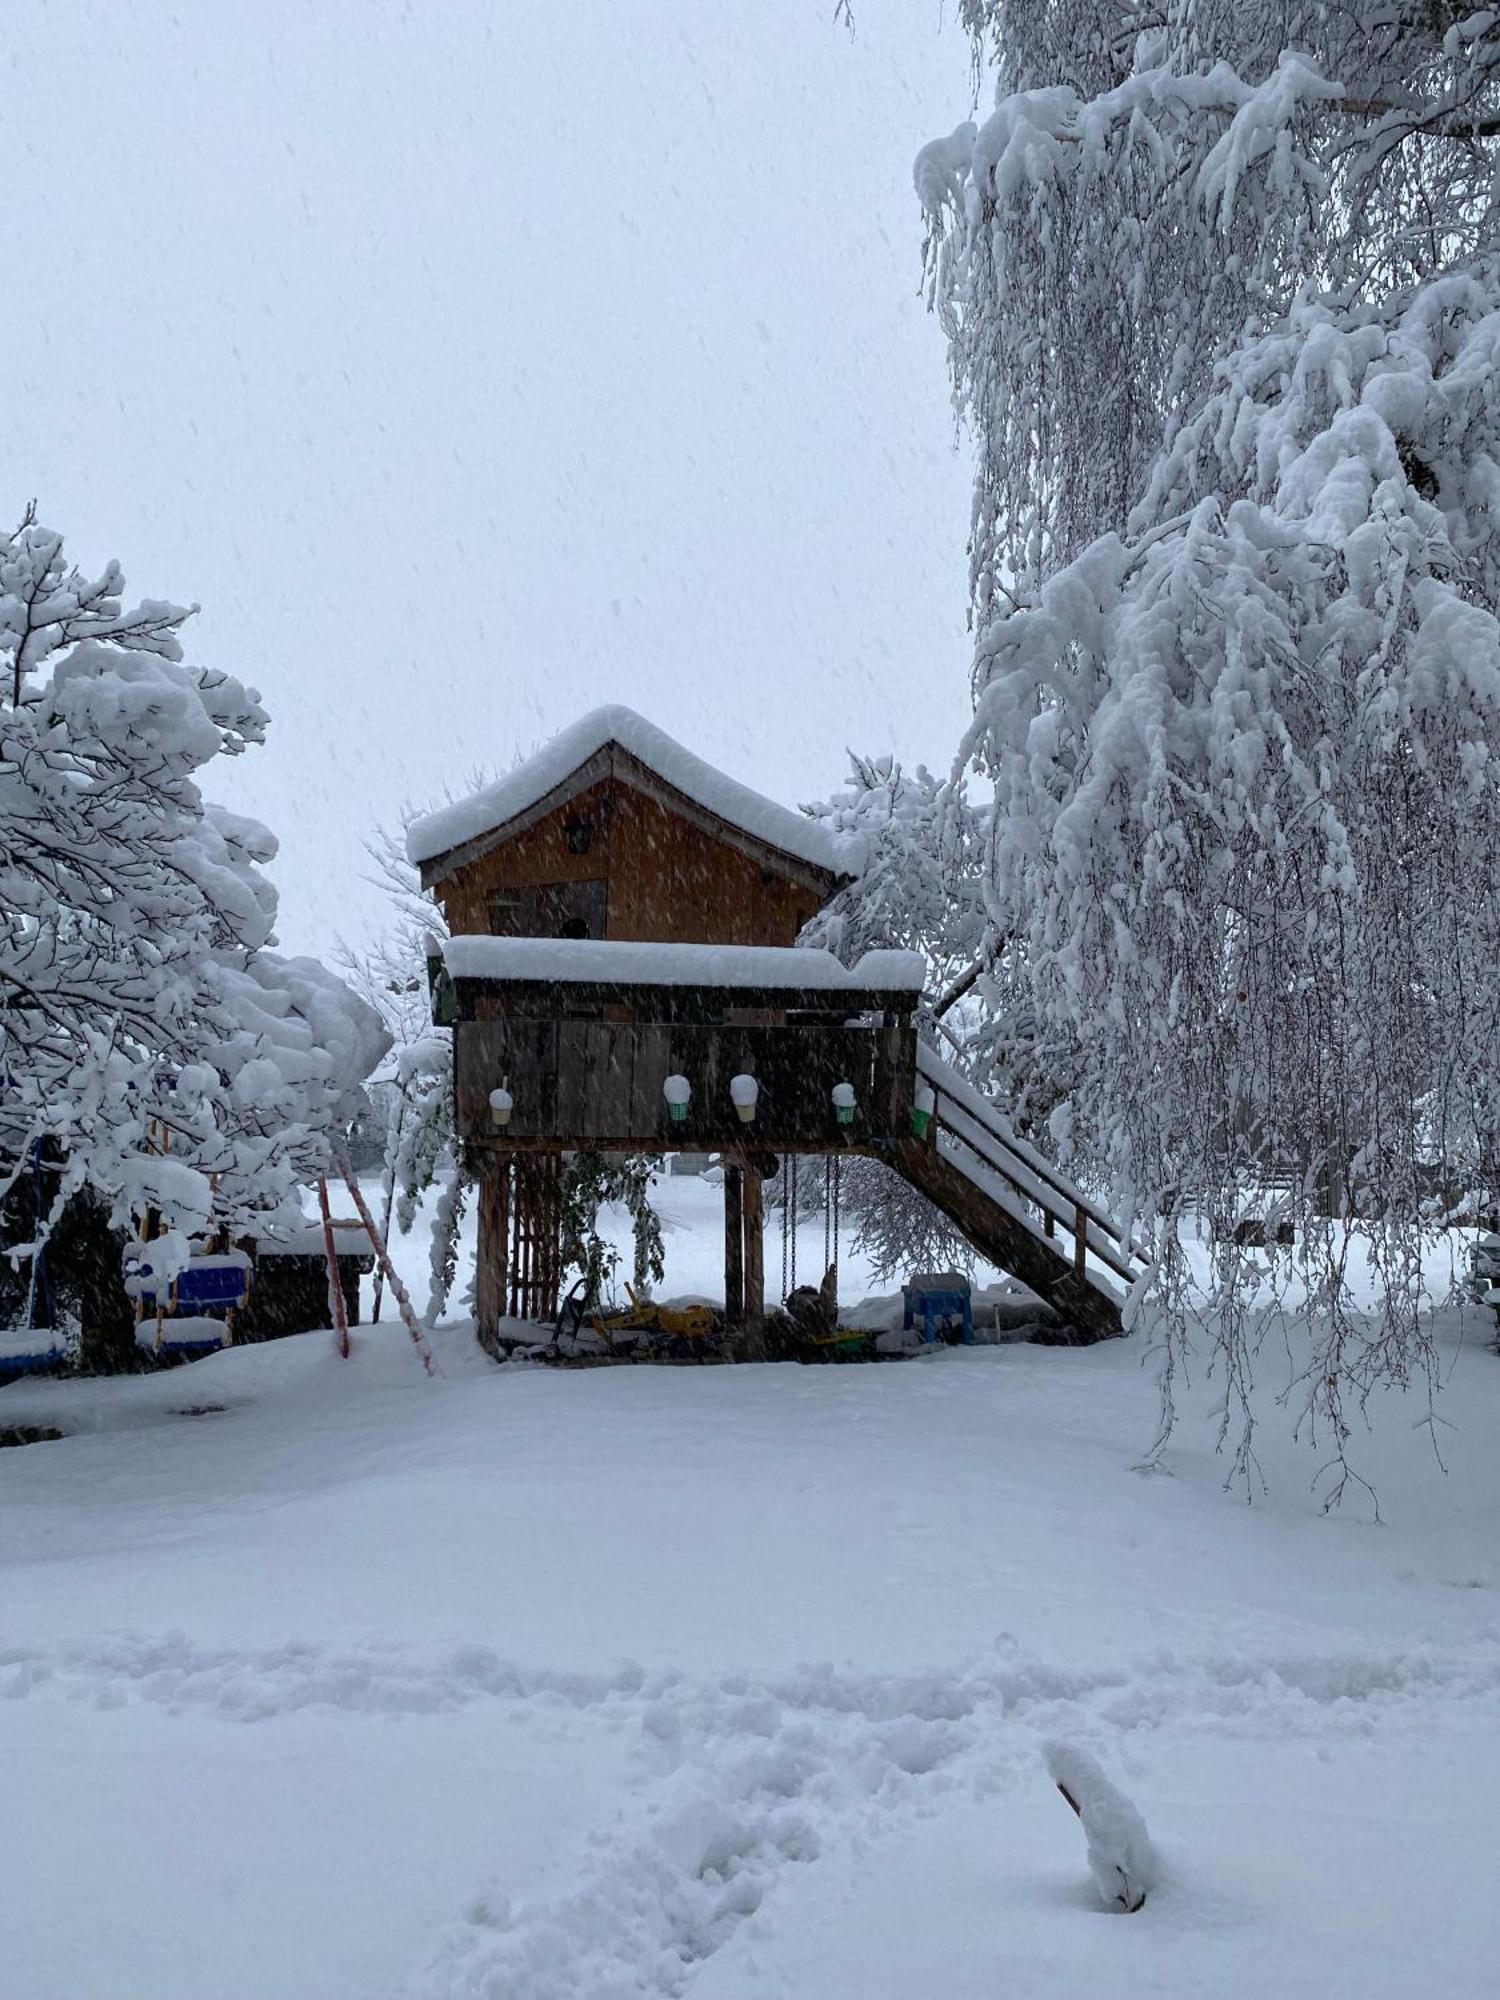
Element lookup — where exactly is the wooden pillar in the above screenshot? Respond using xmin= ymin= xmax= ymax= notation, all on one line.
xmin=741 ymin=1165 xmax=766 ymax=1359
xmin=723 ymin=1161 xmax=745 ymax=1325
xmin=475 ymin=1152 xmax=510 ymax=1355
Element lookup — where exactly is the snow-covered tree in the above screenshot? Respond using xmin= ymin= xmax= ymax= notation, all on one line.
xmin=338 ymin=804 xmax=466 ymax=1321
xmin=1 ymin=511 xmax=385 ymax=1290
xmin=800 ymin=753 xmax=989 ymax=1011
xmin=796 ymin=754 xmax=989 ymax=1279
xmin=917 ymin=7 xmax=1500 ymax=1483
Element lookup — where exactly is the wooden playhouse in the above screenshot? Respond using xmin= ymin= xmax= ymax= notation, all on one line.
xmin=409 ymin=706 xmax=1142 ymax=1350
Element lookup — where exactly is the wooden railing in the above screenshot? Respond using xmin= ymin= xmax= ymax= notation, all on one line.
xmin=450 ymin=975 xmax=919 ymax=1153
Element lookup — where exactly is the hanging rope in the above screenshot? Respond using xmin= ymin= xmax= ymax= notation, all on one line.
xmin=823 ymin=1157 xmax=833 ymax=1275
xmin=832 ymin=1153 xmax=840 ymax=1265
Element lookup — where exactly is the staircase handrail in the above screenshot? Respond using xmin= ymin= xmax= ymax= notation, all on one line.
xmin=915 ymin=1047 xmax=1151 ymax=1273
xmin=934 ymin=1097 xmax=1140 ymax=1288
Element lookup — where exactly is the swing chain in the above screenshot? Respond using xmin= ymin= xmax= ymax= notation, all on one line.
xmin=780 ymin=1154 xmax=800 ymax=1302
xmin=789 ymin=1156 xmax=797 ymax=1293
xmin=788 ymin=1152 xmax=800 ymax=1304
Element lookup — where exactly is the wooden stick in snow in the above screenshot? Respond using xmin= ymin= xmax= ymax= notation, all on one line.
xmin=332 ymin=1150 xmax=438 ymax=1376
xmin=317 ymin=1175 xmax=352 ymax=1360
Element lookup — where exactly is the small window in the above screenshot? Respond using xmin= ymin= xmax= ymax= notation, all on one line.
xmin=486 ymin=880 xmax=606 ymax=938
xmin=486 ymin=891 xmax=526 ymax=936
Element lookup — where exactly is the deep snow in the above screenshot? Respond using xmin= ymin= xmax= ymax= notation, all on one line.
xmin=3 ymin=1195 xmax=1499 ymax=1998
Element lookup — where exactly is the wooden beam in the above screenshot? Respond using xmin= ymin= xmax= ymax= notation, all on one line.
xmin=452 ymin=979 xmax=921 ymax=1020
xmin=475 ymin=1154 xmax=510 ymax=1355
xmin=723 ymin=1162 xmax=745 ymax=1325
xmin=741 ymin=1166 xmax=766 ymax=1359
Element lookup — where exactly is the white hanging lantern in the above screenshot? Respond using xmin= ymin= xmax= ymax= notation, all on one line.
xmin=832 ymin=1080 xmax=857 ymax=1127
xmin=729 ymin=1073 xmax=759 ymax=1124
xmin=488 ymin=1085 xmax=513 ymax=1131
xmin=912 ymin=1082 xmax=935 ymax=1140
xmin=663 ymin=1073 xmax=692 ymax=1123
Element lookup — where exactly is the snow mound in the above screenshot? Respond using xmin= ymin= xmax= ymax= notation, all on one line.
xmin=1043 ymin=1739 xmax=1160 ymax=1913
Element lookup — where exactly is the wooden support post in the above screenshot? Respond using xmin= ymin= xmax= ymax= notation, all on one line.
xmin=475 ymin=1153 xmax=510 ymax=1356
xmin=1074 ymin=1201 xmax=1088 ymax=1281
xmin=741 ymin=1164 xmax=766 ymax=1359
xmin=723 ymin=1161 xmax=745 ymax=1326
xmin=518 ymin=1166 xmax=529 ymax=1319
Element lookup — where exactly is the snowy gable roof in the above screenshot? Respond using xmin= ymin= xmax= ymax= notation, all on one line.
xmin=405 ymin=705 xmax=861 ymax=880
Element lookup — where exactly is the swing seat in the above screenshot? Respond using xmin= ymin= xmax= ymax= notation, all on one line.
xmin=133 ymin=1315 xmax=233 ymax=1358
xmin=0 ymin=1331 xmax=69 ymax=1377
xmin=123 ymin=1250 xmax=252 ymax=1315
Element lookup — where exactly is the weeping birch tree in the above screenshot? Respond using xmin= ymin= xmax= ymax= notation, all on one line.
xmin=917 ymin=3 xmax=1500 ymax=1487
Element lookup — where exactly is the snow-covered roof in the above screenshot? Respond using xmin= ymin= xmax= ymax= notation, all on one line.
xmin=406 ymin=705 xmax=861 ymax=879
xmin=260 ymin=1223 xmax=373 ymax=1260
xmin=442 ymin=935 xmax=925 ymax=992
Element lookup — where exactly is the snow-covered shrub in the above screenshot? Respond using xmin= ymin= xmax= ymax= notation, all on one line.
xmin=1043 ymin=1739 xmax=1159 ymax=1913
xmin=560 ymin=1150 xmax=664 ymax=1304
xmin=919 ymin=4 xmax=1500 ymax=1488
xmin=835 ymin=1157 xmax=973 ymax=1287
xmin=799 ymin=755 xmax=998 ymax=1277
xmin=0 ymin=511 xmax=385 ymax=1288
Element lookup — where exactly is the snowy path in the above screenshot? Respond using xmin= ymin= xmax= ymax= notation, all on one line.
xmin=6 ymin=1620 xmax=1498 ymax=1998
xmin=4 ymin=1315 xmax=1499 ymax=1996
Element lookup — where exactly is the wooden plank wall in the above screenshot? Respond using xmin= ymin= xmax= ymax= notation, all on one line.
xmin=605 ymin=785 xmax=821 ymax=945
xmin=435 ymin=779 xmax=618 ymax=936
xmin=431 ymin=777 xmax=827 ymax=948
xmin=455 ymin=1017 xmax=915 ymax=1151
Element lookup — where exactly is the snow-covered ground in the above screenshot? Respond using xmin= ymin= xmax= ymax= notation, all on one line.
xmin=3 ymin=1197 xmax=1499 ymax=1998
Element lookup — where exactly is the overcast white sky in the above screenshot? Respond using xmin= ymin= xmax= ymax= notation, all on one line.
xmin=9 ymin=2 xmax=978 ymax=954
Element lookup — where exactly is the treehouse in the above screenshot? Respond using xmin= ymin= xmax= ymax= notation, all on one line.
xmin=409 ymin=706 xmax=1144 ymax=1349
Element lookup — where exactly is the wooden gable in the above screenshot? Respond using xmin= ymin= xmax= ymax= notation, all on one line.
xmin=421 ymin=745 xmax=838 ymax=949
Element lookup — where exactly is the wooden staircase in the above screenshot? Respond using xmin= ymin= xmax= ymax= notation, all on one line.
xmin=890 ymin=1049 xmax=1151 ymax=1341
